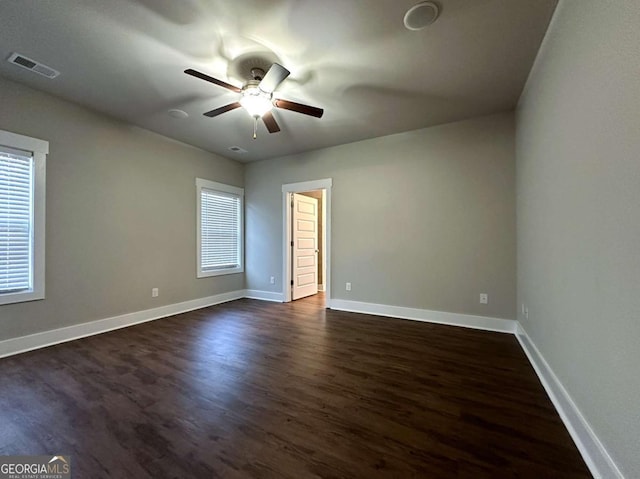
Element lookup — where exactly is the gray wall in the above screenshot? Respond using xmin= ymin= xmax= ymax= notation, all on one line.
xmin=246 ymin=112 xmax=516 ymax=320
xmin=516 ymin=1 xmax=640 ymax=476
xmin=0 ymin=77 xmax=244 ymax=341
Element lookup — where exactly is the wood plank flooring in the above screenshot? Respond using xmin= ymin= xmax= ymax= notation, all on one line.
xmin=0 ymin=294 xmax=591 ymax=478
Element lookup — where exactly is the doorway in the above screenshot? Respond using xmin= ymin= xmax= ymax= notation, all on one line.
xmin=282 ymin=179 xmax=332 ymax=305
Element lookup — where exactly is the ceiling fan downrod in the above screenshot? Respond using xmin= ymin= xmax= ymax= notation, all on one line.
xmin=250 ymin=67 xmax=265 ymax=81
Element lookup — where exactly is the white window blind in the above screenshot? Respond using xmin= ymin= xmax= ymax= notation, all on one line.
xmin=201 ymin=188 xmax=241 ymax=271
xmin=196 ymin=178 xmax=244 ymax=278
xmin=0 ymin=146 xmax=34 ymax=294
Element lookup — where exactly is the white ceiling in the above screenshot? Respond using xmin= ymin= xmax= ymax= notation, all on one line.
xmin=0 ymin=0 xmax=557 ymax=162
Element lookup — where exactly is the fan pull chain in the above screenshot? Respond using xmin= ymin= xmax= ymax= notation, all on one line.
xmin=253 ymin=116 xmax=258 ymax=139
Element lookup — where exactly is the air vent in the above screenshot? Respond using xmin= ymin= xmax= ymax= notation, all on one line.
xmin=404 ymin=2 xmax=440 ymax=30
xmin=7 ymin=53 xmax=60 ymax=79
xmin=228 ymin=146 xmax=248 ymax=154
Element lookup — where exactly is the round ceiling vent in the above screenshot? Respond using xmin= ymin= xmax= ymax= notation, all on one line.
xmin=228 ymin=146 xmax=247 ymax=154
xmin=168 ymin=109 xmax=188 ymax=119
xmin=404 ymin=1 xmax=440 ymax=31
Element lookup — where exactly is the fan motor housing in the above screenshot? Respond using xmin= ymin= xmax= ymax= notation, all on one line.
xmin=228 ymin=53 xmax=281 ymax=83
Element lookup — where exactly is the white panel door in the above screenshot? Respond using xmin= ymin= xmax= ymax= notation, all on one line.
xmin=292 ymin=193 xmax=318 ymax=300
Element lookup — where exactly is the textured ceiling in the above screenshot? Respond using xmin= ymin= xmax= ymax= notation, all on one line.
xmin=0 ymin=0 xmax=557 ymax=162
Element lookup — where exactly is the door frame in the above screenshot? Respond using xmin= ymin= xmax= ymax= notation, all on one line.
xmin=282 ymin=178 xmax=332 ymax=304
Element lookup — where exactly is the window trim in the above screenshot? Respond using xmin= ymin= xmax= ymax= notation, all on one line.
xmin=0 ymin=129 xmax=48 ymax=306
xmin=196 ymin=178 xmax=244 ymax=278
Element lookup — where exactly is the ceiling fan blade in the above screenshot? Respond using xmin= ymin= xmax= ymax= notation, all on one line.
xmin=259 ymin=63 xmax=290 ymax=93
xmin=184 ymin=68 xmax=241 ymax=93
xmin=203 ymin=102 xmax=242 ymax=117
xmin=262 ymin=111 xmax=281 ymax=133
xmin=274 ymin=99 xmax=324 ymax=118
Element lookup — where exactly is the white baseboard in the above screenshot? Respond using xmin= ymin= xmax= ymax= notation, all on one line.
xmin=328 ymin=298 xmax=516 ymax=334
xmin=515 ymin=323 xmax=624 ymax=479
xmin=243 ymin=289 xmax=285 ymax=302
xmin=0 ymin=290 xmax=245 ymax=359
xmin=318 ymin=284 xmax=325 ymax=292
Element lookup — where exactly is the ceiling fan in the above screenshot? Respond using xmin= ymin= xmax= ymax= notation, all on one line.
xmin=184 ymin=63 xmax=323 ymax=139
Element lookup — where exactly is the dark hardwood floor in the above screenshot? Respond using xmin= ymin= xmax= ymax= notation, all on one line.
xmin=0 ymin=294 xmax=591 ymax=478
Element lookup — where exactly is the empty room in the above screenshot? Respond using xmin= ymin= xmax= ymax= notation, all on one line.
xmin=0 ymin=1 xmax=637 ymax=478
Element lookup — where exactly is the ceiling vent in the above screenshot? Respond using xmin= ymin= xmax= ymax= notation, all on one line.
xmin=7 ymin=53 xmax=60 ymax=79
xmin=404 ymin=2 xmax=440 ymax=30
xmin=228 ymin=146 xmax=248 ymax=154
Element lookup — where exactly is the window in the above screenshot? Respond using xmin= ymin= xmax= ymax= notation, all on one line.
xmin=196 ymin=178 xmax=244 ymax=277
xmin=0 ymin=130 xmax=47 ymax=306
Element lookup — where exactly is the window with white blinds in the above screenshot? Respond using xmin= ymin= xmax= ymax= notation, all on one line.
xmin=196 ymin=178 xmax=244 ymax=277
xmin=0 ymin=147 xmax=33 ymax=294
xmin=0 ymin=129 xmax=47 ymax=306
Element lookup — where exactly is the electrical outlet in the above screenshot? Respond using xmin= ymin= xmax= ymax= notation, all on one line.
xmin=269 ymin=276 xmax=275 ymax=284
xmin=480 ymin=293 xmax=488 ymax=304
xmin=346 ymin=282 xmax=351 ymax=291
xmin=152 ymin=288 xmax=159 ymax=298
xmin=524 ymin=307 xmax=529 ymax=319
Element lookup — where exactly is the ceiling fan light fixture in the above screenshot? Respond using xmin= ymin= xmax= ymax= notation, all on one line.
xmin=184 ymin=62 xmax=322 ymax=138
xmin=240 ymin=85 xmax=273 ymax=117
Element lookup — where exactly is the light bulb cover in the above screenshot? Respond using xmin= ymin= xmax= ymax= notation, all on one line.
xmin=240 ymin=86 xmax=273 ymax=117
